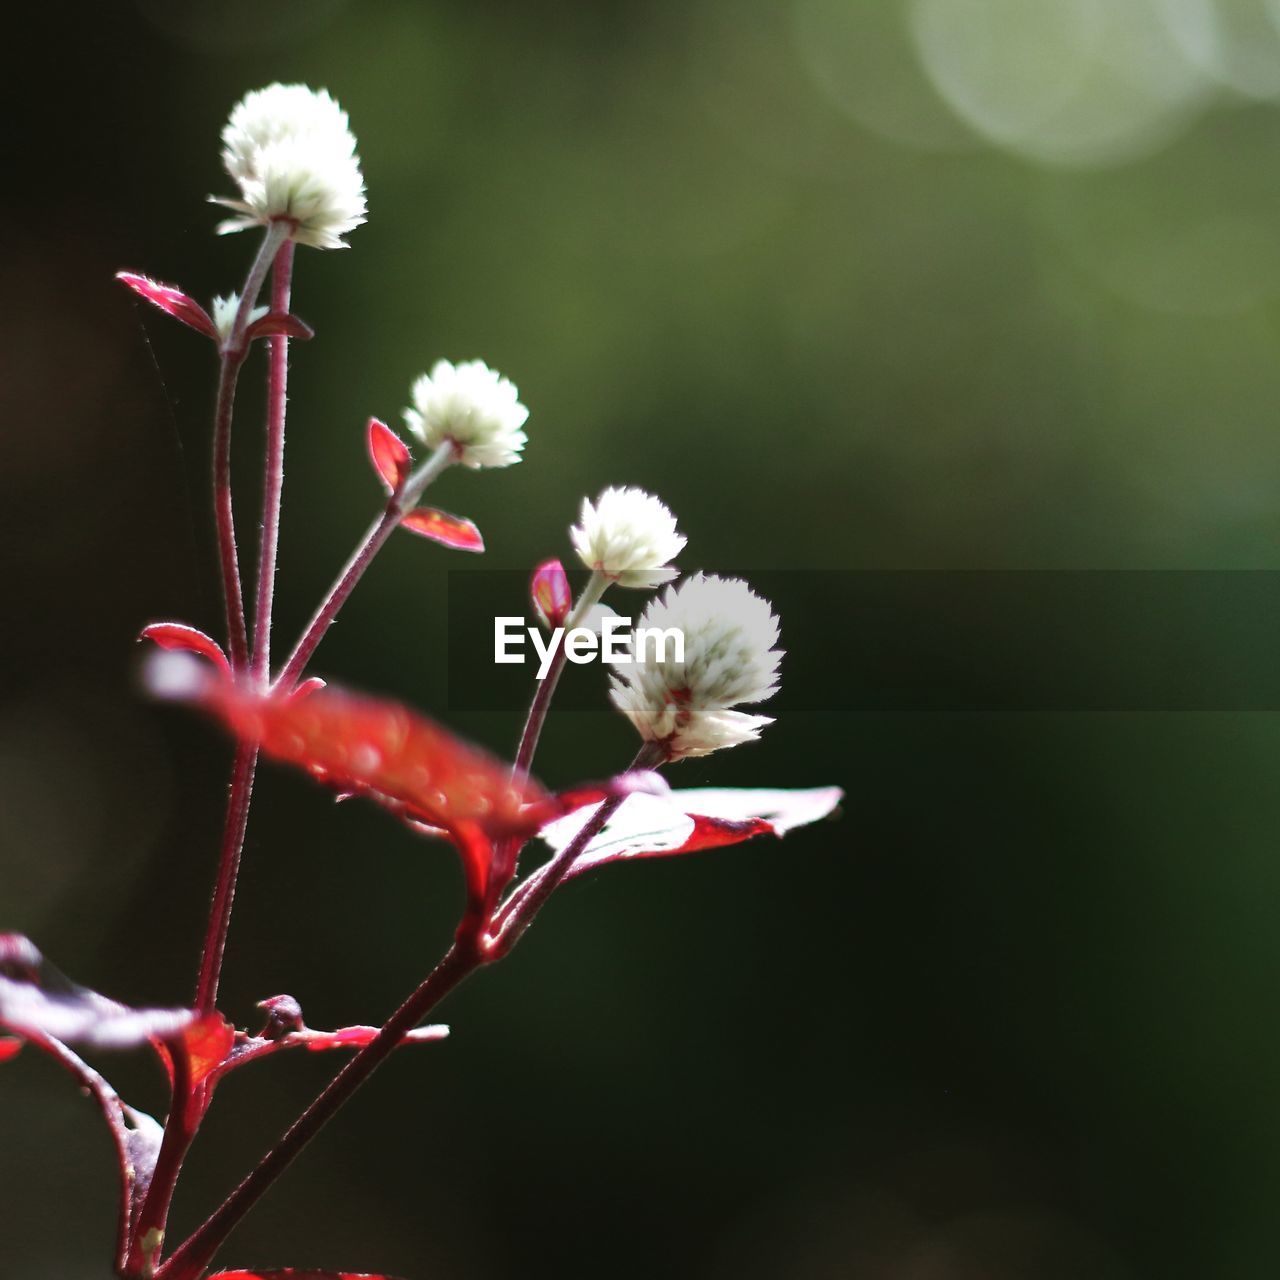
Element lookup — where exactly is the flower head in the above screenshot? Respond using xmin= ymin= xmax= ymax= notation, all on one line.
xmin=609 ymin=573 xmax=782 ymax=760
xmin=570 ymin=486 xmax=686 ymax=589
xmin=403 ymin=360 xmax=529 ymax=469
xmin=213 ymin=83 xmax=367 ymax=250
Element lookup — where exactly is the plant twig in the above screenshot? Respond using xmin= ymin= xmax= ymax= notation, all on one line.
xmin=211 ymin=222 xmax=288 ymax=672
xmin=251 ymin=238 xmax=296 ymax=686
xmin=272 ymin=441 xmax=454 ymax=689
xmin=155 ymin=936 xmax=481 ymax=1280
xmin=155 ymin=747 xmax=654 ymax=1278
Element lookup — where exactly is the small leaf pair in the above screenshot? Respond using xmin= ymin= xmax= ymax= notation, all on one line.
xmin=366 ymin=418 xmax=483 ymax=552
xmin=116 ymin=272 xmax=312 ymax=347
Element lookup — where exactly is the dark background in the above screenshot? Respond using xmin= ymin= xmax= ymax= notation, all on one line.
xmin=5 ymin=2 xmax=1280 ymax=1277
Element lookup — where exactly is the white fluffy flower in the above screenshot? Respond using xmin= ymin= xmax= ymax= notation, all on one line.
xmin=212 ymin=84 xmax=367 ymax=250
xmin=570 ymin=487 xmax=686 ymax=589
xmin=211 ymin=294 xmax=268 ymax=344
xmin=402 ymin=359 xmax=529 ymax=469
xmin=609 ymin=573 xmax=782 ymax=760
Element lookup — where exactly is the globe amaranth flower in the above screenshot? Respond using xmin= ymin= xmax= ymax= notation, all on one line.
xmin=212 ymin=83 xmax=367 ymax=250
xmin=609 ymin=573 xmax=782 ymax=760
xmin=402 ymin=359 xmax=529 ymax=469
xmin=570 ymin=486 xmax=686 ymax=589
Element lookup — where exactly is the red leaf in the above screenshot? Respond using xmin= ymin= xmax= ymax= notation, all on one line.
xmin=181 ymin=1013 xmax=236 ymax=1088
xmin=116 ymin=271 xmax=218 ymax=340
xmin=191 ymin=681 xmax=546 ymax=907
xmin=367 ymin=417 xmax=411 ymax=493
xmin=531 ymin=559 xmax=571 ymax=629
xmin=400 ymin=506 xmax=484 ymax=552
xmin=0 ymin=1036 xmax=22 ymax=1061
xmin=244 ymin=311 xmax=315 ymax=343
xmin=539 ymin=786 xmax=843 ymax=880
xmin=139 ymin=622 xmax=231 ymax=679
xmin=210 ymin=1271 xmax=404 ymax=1279
xmin=0 ymin=933 xmax=196 ymax=1050
xmin=296 ymin=1024 xmax=448 ymax=1052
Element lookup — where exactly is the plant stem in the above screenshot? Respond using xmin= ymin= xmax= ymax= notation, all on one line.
xmin=511 ymin=571 xmax=607 ymax=782
xmin=212 ymin=223 xmax=289 ymax=673
xmin=272 ymin=442 xmax=454 ymax=689
xmin=156 ymin=736 xmax=653 ymax=1277
xmin=251 ymin=238 xmax=296 ymax=686
xmin=124 ymin=1035 xmax=196 ymax=1277
xmin=192 ymin=224 xmax=292 ymax=1017
xmin=156 ymin=741 xmax=650 ymax=1279
xmin=490 ymin=572 xmax=609 ymax=892
xmin=155 ymin=937 xmax=481 ymax=1280
xmin=192 ymin=741 xmax=257 ymax=1015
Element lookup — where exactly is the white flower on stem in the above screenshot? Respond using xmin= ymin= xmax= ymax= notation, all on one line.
xmin=403 ymin=359 xmax=529 ymax=469
xmin=609 ymin=573 xmax=782 ymax=760
xmin=211 ymin=294 xmax=268 ymax=345
xmin=570 ymin=486 xmax=686 ymax=589
xmin=212 ymin=84 xmax=367 ymax=250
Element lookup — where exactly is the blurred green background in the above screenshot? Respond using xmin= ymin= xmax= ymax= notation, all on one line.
xmin=6 ymin=1 xmax=1280 ymax=1276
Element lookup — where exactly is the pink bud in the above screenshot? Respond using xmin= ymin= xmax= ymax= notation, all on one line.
xmin=531 ymin=559 xmax=571 ymax=628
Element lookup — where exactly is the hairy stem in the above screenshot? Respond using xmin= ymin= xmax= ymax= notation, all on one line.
xmin=193 ymin=224 xmax=292 ymax=1018
xmin=192 ymin=741 xmax=257 ymax=1015
xmin=124 ymin=1029 xmax=196 ymax=1277
xmin=251 ymin=238 xmax=296 ymax=685
xmin=272 ymin=441 xmax=454 ymax=689
xmin=212 ymin=223 xmax=288 ymax=672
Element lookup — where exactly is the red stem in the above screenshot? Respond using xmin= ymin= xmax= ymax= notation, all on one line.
xmin=193 ymin=225 xmax=292 ymax=1016
xmin=272 ymin=442 xmax=453 ymax=689
xmin=211 ymin=223 xmax=286 ymax=671
xmin=273 ymin=504 xmax=398 ymax=689
xmin=251 ymin=239 xmax=296 ymax=685
xmin=124 ymin=1030 xmax=196 ymax=1276
xmin=192 ymin=739 xmax=258 ymax=1014
xmin=211 ymin=357 xmax=249 ymax=671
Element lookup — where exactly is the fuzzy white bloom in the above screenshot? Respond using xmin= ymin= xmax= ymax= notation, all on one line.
xmin=211 ymin=294 xmax=268 ymax=344
xmin=609 ymin=573 xmax=782 ymax=760
xmin=402 ymin=359 xmax=529 ymax=469
xmin=570 ymin=486 xmax=686 ymax=589
xmin=212 ymin=84 xmax=367 ymax=250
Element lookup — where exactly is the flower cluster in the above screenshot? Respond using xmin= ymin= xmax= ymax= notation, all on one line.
xmin=213 ymin=83 xmax=367 ymax=250
xmin=610 ymin=573 xmax=782 ymax=759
